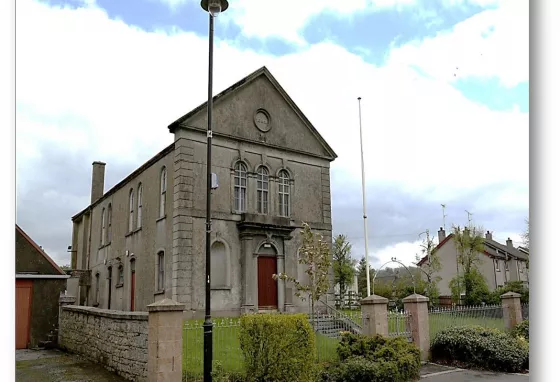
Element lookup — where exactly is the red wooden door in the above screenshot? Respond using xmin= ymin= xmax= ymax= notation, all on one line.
xmin=16 ymin=280 xmax=33 ymax=349
xmin=258 ymin=256 xmax=278 ymax=309
xmin=130 ymin=270 xmax=136 ymax=312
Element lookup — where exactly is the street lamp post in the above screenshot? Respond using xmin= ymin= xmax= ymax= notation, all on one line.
xmin=200 ymin=1 xmax=229 ymax=381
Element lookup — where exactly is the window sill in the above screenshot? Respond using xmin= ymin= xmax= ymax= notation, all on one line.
xmin=99 ymin=242 xmax=111 ymax=250
xmin=154 ymin=290 xmax=165 ymax=296
xmin=156 ymin=215 xmax=166 ymax=223
xmin=211 ymin=287 xmax=232 ymax=291
xmin=134 ymin=227 xmax=142 ymax=234
xmin=93 ymin=303 xmax=99 ymax=307
xmin=125 ymin=231 xmax=133 ymax=238
xmin=116 ymin=283 xmax=123 ymax=289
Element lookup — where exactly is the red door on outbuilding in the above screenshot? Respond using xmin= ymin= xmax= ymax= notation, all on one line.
xmin=16 ymin=279 xmax=33 ymax=349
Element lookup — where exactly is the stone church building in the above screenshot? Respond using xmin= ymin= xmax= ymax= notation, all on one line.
xmin=68 ymin=66 xmax=337 ymax=317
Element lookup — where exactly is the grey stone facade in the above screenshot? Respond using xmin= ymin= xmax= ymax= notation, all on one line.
xmin=59 ymin=305 xmax=148 ymax=381
xmin=69 ymin=66 xmax=337 ymax=317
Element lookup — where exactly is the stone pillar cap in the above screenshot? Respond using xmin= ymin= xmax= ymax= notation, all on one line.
xmin=360 ymin=294 xmax=388 ymax=305
xmin=500 ymin=291 xmax=522 ymax=299
xmin=147 ymin=298 xmax=185 ymax=312
xmin=59 ymin=295 xmax=76 ymax=303
xmin=402 ymin=293 xmax=429 ymax=303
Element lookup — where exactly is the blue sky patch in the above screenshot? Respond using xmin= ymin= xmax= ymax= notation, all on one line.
xmin=454 ymin=78 xmax=529 ymax=113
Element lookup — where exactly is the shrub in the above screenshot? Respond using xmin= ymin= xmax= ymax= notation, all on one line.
xmin=239 ymin=313 xmax=316 ymax=382
xmin=318 ymin=333 xmax=420 ymax=382
xmin=211 ymin=361 xmax=247 ymax=382
xmin=486 ymin=281 xmax=529 ymax=305
xmin=431 ymin=326 xmax=529 ymax=373
xmin=512 ymin=319 xmax=529 ymax=341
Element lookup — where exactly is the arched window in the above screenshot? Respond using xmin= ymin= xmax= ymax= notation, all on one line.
xmin=137 ymin=183 xmax=143 ymax=229
xmin=157 ymin=251 xmax=165 ymax=292
xmin=95 ymin=273 xmax=100 ymax=305
xmin=211 ymin=241 xmax=229 ymax=289
xmin=160 ymin=167 xmax=167 ymax=218
xmin=107 ymin=204 xmax=112 ymax=243
xmin=128 ymin=189 xmax=134 ymax=232
xmin=118 ymin=265 xmax=124 ymax=285
xmin=100 ymin=208 xmax=106 ymax=245
xmin=257 ymin=166 xmax=269 ymax=214
xmin=278 ymin=170 xmax=290 ymax=217
xmin=234 ymin=162 xmax=247 ymax=212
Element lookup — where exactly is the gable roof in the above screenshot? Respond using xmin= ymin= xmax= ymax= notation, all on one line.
xmin=16 ymin=224 xmax=66 ymax=275
xmin=168 ymin=66 xmax=337 ymax=161
xmin=416 ymin=232 xmax=529 ymax=266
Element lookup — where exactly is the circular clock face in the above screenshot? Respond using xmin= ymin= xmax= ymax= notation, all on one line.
xmin=254 ymin=110 xmax=271 ymax=132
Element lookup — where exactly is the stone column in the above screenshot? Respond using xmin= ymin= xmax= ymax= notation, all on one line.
xmin=58 ymin=294 xmax=76 ymax=345
xmin=501 ymin=291 xmax=523 ymax=329
xmin=403 ymin=293 xmax=430 ymax=362
xmin=147 ymin=299 xmax=185 ymax=382
xmin=241 ymin=236 xmax=256 ymax=314
xmin=360 ymin=294 xmax=388 ymax=337
xmin=277 ymin=255 xmax=285 ymax=312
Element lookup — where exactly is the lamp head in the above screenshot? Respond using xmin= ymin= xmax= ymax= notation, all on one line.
xmin=201 ymin=0 xmax=229 ymax=16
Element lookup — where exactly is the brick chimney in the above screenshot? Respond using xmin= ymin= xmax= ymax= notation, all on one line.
xmin=486 ymin=230 xmax=492 ymax=240
xmin=91 ymin=161 xmax=106 ymax=204
xmin=438 ymin=227 xmax=446 ymax=244
xmin=506 ymin=237 xmax=513 ymax=248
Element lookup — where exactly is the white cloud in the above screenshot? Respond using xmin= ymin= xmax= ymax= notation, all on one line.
xmin=369 ymin=240 xmax=423 ymax=269
xmin=16 ymin=0 xmax=528 ymax=260
xmin=388 ymin=0 xmax=528 ymax=87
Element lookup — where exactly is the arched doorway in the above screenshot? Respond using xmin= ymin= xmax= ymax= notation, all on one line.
xmin=257 ymin=244 xmax=278 ymax=309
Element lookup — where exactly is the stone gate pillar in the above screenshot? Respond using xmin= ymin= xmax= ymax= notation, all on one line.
xmin=501 ymin=291 xmax=523 ymax=329
xmin=403 ymin=293 xmax=430 ymax=362
xmin=360 ymin=294 xmax=389 ymax=337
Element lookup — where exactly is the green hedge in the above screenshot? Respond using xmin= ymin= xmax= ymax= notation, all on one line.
xmin=318 ymin=333 xmax=421 ymax=382
xmin=512 ymin=320 xmax=529 ymax=341
xmin=431 ymin=326 xmax=528 ymax=373
xmin=239 ymin=313 xmax=316 ymax=382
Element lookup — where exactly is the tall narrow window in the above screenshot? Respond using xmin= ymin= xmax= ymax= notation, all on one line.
xmin=257 ymin=166 xmax=269 ymax=214
xmin=137 ymin=183 xmax=143 ymax=229
xmin=118 ymin=265 xmax=124 ymax=285
xmin=234 ymin=162 xmax=247 ymax=212
xmin=157 ymin=251 xmax=165 ymax=291
xmin=107 ymin=204 xmax=112 ymax=243
xmin=95 ymin=273 xmax=100 ymax=305
xmin=160 ymin=167 xmax=167 ymax=218
xmin=128 ymin=189 xmax=134 ymax=232
xmin=278 ymin=170 xmax=290 ymax=217
xmin=100 ymin=208 xmax=106 ymax=246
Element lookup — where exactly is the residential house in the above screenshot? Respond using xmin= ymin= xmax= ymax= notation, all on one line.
xmin=67 ymin=66 xmax=337 ymax=317
xmin=417 ymin=227 xmax=529 ymax=297
xmin=16 ymin=225 xmax=69 ymax=349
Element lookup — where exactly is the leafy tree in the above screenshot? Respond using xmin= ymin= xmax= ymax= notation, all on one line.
xmin=273 ymin=222 xmax=331 ymax=327
xmin=448 ymin=269 xmax=491 ymax=305
xmin=415 ymin=232 xmax=442 ymax=306
xmin=332 ymin=234 xmax=356 ymax=301
xmin=452 ymin=225 xmax=487 ymax=304
xmin=522 ymin=218 xmax=530 ymax=250
xmin=357 ymin=257 xmax=374 ymax=298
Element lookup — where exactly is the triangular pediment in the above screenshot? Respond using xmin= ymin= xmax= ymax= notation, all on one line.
xmin=168 ymin=67 xmax=337 ymax=161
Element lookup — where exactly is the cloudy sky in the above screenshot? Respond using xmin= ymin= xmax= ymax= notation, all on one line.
xmin=16 ymin=0 xmax=528 ymax=269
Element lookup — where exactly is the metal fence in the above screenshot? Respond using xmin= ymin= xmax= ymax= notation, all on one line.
xmin=388 ymin=311 xmax=412 ymax=342
xmin=428 ymin=304 xmax=504 ymax=343
xmin=522 ymin=303 xmax=529 ymax=320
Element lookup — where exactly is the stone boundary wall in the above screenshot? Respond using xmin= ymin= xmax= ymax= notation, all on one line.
xmin=59 ymin=305 xmax=148 ymax=381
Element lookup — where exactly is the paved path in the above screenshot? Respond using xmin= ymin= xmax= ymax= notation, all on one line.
xmin=421 ymin=363 xmax=529 ymax=382
xmin=16 ymin=349 xmax=126 ymax=382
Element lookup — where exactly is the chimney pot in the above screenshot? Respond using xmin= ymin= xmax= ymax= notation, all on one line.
xmin=485 ymin=231 xmax=492 ymax=240
xmin=91 ymin=161 xmax=106 ymax=204
xmin=438 ymin=227 xmax=446 ymax=244
xmin=506 ymin=237 xmax=513 ymax=248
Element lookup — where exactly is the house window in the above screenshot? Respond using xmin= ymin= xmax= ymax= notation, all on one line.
xmin=160 ymin=167 xmax=167 ymax=218
xmin=211 ymin=241 xmax=229 ymax=289
xmin=118 ymin=265 xmax=124 ymax=285
xmin=101 ymin=208 xmax=106 ymax=246
xmin=234 ymin=162 xmax=247 ymax=212
xmin=278 ymin=170 xmax=290 ymax=217
xmin=495 ymin=259 xmax=500 ymax=272
xmin=95 ymin=273 xmax=100 ymax=305
xmin=107 ymin=204 xmax=112 ymax=243
xmin=257 ymin=166 xmax=269 ymax=214
xmin=505 ymin=260 xmax=509 ymax=271
xmin=128 ymin=189 xmax=135 ymax=232
xmin=137 ymin=183 xmax=143 ymax=229
xmin=157 ymin=251 xmax=165 ymax=292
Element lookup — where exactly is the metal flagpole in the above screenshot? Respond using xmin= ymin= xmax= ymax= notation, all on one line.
xmin=357 ymin=97 xmax=371 ymax=297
